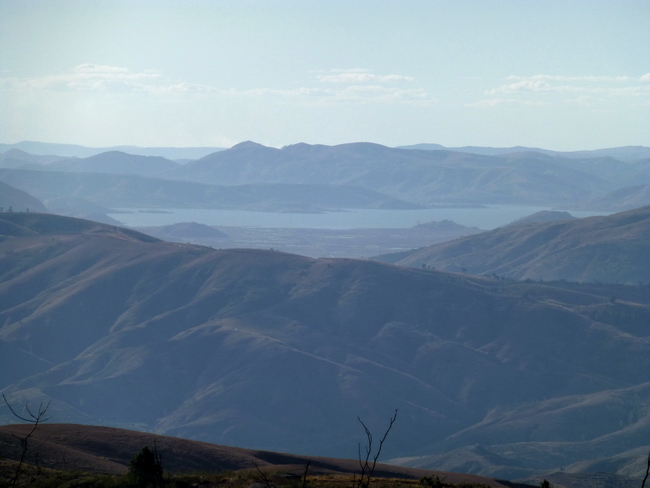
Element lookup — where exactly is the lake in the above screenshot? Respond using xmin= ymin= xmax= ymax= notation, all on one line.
xmin=109 ymin=206 xmax=607 ymax=230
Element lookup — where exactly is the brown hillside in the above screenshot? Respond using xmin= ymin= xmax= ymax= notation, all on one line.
xmin=0 ymin=424 xmax=526 ymax=487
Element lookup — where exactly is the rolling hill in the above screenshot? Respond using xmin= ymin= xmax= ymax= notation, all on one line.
xmin=383 ymin=205 xmax=650 ymax=284
xmin=1 ymin=212 xmax=649 ymax=483
xmin=0 ymin=424 xmax=528 ymax=487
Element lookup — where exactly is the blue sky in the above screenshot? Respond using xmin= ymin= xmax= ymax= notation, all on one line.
xmin=1 ymin=0 xmax=649 ymax=150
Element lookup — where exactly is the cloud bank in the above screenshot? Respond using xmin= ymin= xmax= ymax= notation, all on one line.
xmin=470 ymin=73 xmax=650 ymax=108
xmin=1 ymin=65 xmax=433 ymax=105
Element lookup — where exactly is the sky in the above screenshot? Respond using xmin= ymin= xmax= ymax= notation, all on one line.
xmin=1 ymin=0 xmax=649 ymax=150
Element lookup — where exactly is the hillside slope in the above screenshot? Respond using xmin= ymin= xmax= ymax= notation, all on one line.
xmin=0 ymin=424 xmax=525 ymax=487
xmin=387 ymin=205 xmax=650 ymax=284
xmin=0 ymin=213 xmax=649 ymax=481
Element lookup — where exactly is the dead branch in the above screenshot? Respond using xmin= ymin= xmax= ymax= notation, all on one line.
xmin=301 ymin=460 xmax=311 ymax=488
xmin=253 ymin=461 xmax=275 ymax=488
xmin=642 ymin=450 xmax=650 ymax=488
xmin=356 ymin=409 xmax=398 ymax=488
xmin=2 ymin=393 xmax=51 ymax=488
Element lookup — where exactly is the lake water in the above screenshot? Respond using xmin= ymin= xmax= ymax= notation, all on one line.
xmin=109 ymin=206 xmax=607 ymax=230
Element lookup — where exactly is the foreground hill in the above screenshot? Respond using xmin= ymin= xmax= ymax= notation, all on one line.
xmin=0 ymin=213 xmax=649 ymax=481
xmin=0 ymin=424 xmax=528 ymax=487
xmin=383 ymin=205 xmax=650 ymax=284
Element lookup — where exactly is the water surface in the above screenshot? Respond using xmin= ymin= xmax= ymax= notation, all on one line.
xmin=109 ymin=206 xmax=607 ymax=230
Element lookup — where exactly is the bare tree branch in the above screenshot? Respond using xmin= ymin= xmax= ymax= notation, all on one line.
xmin=253 ymin=461 xmax=275 ymax=488
xmin=641 ymin=450 xmax=650 ymax=488
xmin=301 ymin=460 xmax=311 ymax=488
xmin=2 ymin=393 xmax=51 ymax=488
xmin=356 ymin=409 xmax=398 ymax=488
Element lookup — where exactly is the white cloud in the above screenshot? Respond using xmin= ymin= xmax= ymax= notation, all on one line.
xmin=158 ymin=82 xmax=220 ymax=94
xmin=0 ymin=65 xmax=433 ymax=105
xmin=473 ymin=73 xmax=650 ymax=108
xmin=315 ymin=69 xmax=414 ymax=84
xmin=488 ymin=74 xmax=649 ymax=96
xmin=467 ymin=98 xmax=549 ymax=108
xmin=504 ymin=74 xmax=633 ymax=83
xmin=216 ymin=84 xmax=433 ymax=105
xmin=300 ymin=69 xmax=431 ymax=103
xmin=3 ymin=64 xmax=161 ymax=92
xmin=314 ymin=84 xmax=432 ymax=104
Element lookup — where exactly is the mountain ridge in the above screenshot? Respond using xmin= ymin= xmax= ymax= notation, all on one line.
xmin=165 ymin=142 xmax=649 ymax=207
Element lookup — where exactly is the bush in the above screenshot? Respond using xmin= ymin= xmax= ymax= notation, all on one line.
xmin=127 ymin=446 xmax=165 ymax=487
xmin=419 ymin=475 xmax=444 ymax=488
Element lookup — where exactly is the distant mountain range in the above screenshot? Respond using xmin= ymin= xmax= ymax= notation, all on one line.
xmin=397 ymin=143 xmax=650 ymax=163
xmin=377 ymin=205 xmax=650 ymax=284
xmin=166 ymin=141 xmax=650 ymax=207
xmin=1 ymin=213 xmax=648 ymax=483
xmin=3 ymin=142 xmax=650 ymax=213
xmin=3 ymin=139 xmax=648 ymax=162
xmin=0 ymin=142 xmax=224 ymax=160
xmin=0 ymin=168 xmax=419 ymax=213
xmin=0 ymin=148 xmax=181 ymax=176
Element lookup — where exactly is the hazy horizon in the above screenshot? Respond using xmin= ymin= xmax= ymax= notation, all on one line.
xmin=1 ymin=1 xmax=648 ymax=150
xmin=3 ymin=139 xmax=650 ymax=153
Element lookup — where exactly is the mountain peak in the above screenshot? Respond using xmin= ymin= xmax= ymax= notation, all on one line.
xmin=231 ymin=141 xmax=268 ymax=149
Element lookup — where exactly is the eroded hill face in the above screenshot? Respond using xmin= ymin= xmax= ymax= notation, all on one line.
xmin=1 ymin=213 xmax=649 ymax=480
